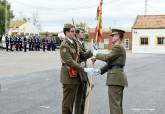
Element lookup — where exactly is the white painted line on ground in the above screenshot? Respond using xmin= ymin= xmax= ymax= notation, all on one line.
xmin=40 ymin=106 xmax=50 ymax=109
xmin=131 ymin=108 xmax=156 ymax=111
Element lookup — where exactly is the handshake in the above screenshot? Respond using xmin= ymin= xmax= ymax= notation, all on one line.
xmin=84 ymin=68 xmax=101 ymax=76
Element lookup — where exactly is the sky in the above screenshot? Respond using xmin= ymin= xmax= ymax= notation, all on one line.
xmin=9 ymin=0 xmax=165 ymax=32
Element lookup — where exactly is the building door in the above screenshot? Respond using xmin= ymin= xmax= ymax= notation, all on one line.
xmin=124 ymin=39 xmax=129 ymax=49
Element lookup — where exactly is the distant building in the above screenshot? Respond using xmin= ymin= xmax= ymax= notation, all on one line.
xmin=88 ymin=27 xmax=132 ymax=50
xmin=132 ymin=15 xmax=165 ymax=54
xmin=8 ymin=20 xmax=39 ymax=36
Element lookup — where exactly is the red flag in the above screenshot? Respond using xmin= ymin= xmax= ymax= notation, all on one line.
xmin=95 ymin=0 xmax=103 ymax=43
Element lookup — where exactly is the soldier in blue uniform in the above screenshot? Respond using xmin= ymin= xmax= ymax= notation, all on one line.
xmin=36 ymin=37 xmax=40 ymax=51
xmin=15 ymin=36 xmax=19 ymax=51
xmin=5 ymin=35 xmax=9 ymax=51
xmin=23 ymin=36 xmax=27 ymax=52
xmin=28 ymin=37 xmax=32 ymax=51
xmin=9 ymin=36 xmax=14 ymax=51
xmin=42 ymin=38 xmax=46 ymax=52
xmin=51 ymin=39 xmax=56 ymax=51
xmin=18 ymin=36 xmax=22 ymax=51
xmin=31 ymin=37 xmax=35 ymax=51
xmin=46 ymin=39 xmax=50 ymax=51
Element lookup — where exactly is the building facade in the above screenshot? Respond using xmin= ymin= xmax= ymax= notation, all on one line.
xmin=8 ymin=20 xmax=39 ymax=36
xmin=88 ymin=27 xmax=132 ymax=50
xmin=132 ymin=15 xmax=165 ymax=54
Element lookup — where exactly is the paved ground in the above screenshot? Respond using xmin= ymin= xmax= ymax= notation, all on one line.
xmin=0 ymin=50 xmax=165 ymax=114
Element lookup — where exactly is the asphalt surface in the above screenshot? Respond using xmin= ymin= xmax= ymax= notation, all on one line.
xmin=0 ymin=50 xmax=165 ymax=114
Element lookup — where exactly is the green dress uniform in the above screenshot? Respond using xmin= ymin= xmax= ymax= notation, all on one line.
xmin=96 ymin=44 xmax=128 ymax=114
xmin=60 ymin=38 xmax=83 ymax=114
xmin=74 ymin=40 xmax=93 ymax=114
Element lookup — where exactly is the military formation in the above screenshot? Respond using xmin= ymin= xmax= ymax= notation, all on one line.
xmin=5 ymin=35 xmax=57 ymax=52
xmin=60 ymin=23 xmax=128 ymax=114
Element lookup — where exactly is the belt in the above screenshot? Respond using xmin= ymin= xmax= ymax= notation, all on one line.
xmin=109 ymin=65 xmax=124 ymax=69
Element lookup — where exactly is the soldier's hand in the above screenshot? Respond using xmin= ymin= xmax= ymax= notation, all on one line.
xmin=92 ymin=49 xmax=98 ymax=56
xmin=93 ymin=68 xmax=101 ymax=76
xmin=84 ymin=68 xmax=94 ymax=73
xmin=91 ymin=56 xmax=96 ymax=63
xmin=80 ymin=62 xmax=86 ymax=68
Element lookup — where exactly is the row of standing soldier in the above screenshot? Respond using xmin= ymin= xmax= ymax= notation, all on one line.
xmin=5 ymin=36 xmax=57 ymax=52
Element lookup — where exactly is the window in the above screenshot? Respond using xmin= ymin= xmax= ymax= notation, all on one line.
xmin=157 ymin=37 xmax=165 ymax=45
xmin=140 ymin=37 xmax=148 ymax=45
xmin=104 ymin=38 xmax=109 ymax=44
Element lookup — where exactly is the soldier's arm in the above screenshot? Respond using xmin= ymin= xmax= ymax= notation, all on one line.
xmin=80 ymin=50 xmax=93 ymax=61
xmin=96 ymin=46 xmax=121 ymax=62
xmin=60 ymin=46 xmax=84 ymax=72
xmin=100 ymin=64 xmax=109 ymax=75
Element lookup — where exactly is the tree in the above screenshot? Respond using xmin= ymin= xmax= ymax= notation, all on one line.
xmin=0 ymin=0 xmax=14 ymax=41
xmin=32 ymin=11 xmax=42 ymax=31
xmin=75 ymin=22 xmax=89 ymax=33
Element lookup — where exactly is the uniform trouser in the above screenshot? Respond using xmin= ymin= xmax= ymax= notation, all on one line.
xmin=74 ymin=84 xmax=86 ymax=114
xmin=6 ymin=44 xmax=9 ymax=51
xmin=43 ymin=45 xmax=45 ymax=51
xmin=29 ymin=44 xmax=31 ymax=51
xmin=19 ymin=45 xmax=22 ymax=51
xmin=10 ymin=44 xmax=13 ymax=51
xmin=108 ymin=85 xmax=124 ymax=114
xmin=16 ymin=45 xmax=19 ymax=51
xmin=24 ymin=45 xmax=27 ymax=52
xmin=62 ymin=84 xmax=79 ymax=114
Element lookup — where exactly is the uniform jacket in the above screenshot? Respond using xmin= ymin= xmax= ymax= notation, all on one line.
xmin=60 ymin=38 xmax=83 ymax=84
xmin=96 ymin=44 xmax=128 ymax=87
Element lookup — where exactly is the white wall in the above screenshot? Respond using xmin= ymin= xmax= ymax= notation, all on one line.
xmin=19 ymin=22 xmax=39 ymax=35
xmin=132 ymin=29 xmax=165 ymax=54
xmin=8 ymin=22 xmax=39 ymax=35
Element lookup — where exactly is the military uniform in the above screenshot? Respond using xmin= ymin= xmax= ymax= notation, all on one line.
xmin=9 ymin=37 xmax=14 ymax=51
xmin=60 ymin=38 xmax=82 ymax=114
xmin=60 ymin=23 xmax=92 ymax=114
xmin=23 ymin=37 xmax=27 ymax=52
xmin=18 ymin=37 xmax=22 ymax=51
xmin=31 ymin=38 xmax=35 ymax=51
xmin=28 ymin=38 xmax=31 ymax=51
xmin=5 ymin=36 xmax=9 ymax=51
xmin=42 ymin=38 xmax=46 ymax=52
xmin=15 ymin=37 xmax=19 ymax=51
xmin=95 ymin=29 xmax=128 ymax=114
xmin=74 ymin=31 xmax=93 ymax=114
xmin=36 ymin=38 xmax=40 ymax=51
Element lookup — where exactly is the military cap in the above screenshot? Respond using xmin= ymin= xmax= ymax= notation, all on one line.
xmin=75 ymin=28 xmax=80 ymax=34
xmin=110 ymin=29 xmax=125 ymax=36
xmin=63 ymin=24 xmax=75 ymax=29
xmin=79 ymin=28 xmax=85 ymax=32
xmin=75 ymin=28 xmax=85 ymax=34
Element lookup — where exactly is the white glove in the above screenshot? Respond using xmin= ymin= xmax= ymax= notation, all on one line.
xmin=93 ymin=68 xmax=101 ymax=76
xmin=80 ymin=62 xmax=86 ymax=68
xmin=84 ymin=68 xmax=94 ymax=73
xmin=93 ymin=49 xmax=98 ymax=56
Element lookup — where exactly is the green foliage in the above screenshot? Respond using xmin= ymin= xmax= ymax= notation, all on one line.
xmin=0 ymin=0 xmax=14 ymax=37
xmin=75 ymin=22 xmax=89 ymax=33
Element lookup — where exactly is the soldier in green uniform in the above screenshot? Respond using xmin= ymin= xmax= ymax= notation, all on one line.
xmin=60 ymin=24 xmax=92 ymax=114
xmin=92 ymin=29 xmax=128 ymax=114
xmin=74 ymin=28 xmax=93 ymax=114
